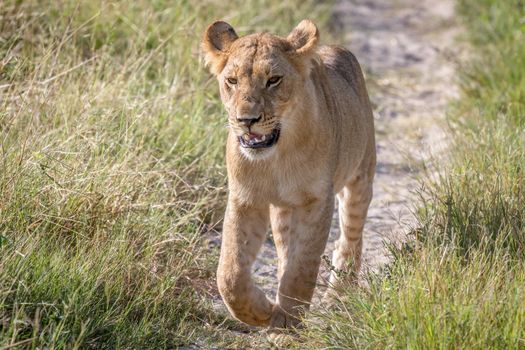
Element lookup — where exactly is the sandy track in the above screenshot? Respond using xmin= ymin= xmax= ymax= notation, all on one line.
xmin=252 ymin=0 xmax=460 ymax=298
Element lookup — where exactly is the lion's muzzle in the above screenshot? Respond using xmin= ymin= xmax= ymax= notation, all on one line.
xmin=238 ymin=128 xmax=280 ymax=149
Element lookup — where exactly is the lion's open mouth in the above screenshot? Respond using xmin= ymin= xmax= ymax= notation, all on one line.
xmin=238 ymin=128 xmax=280 ymax=149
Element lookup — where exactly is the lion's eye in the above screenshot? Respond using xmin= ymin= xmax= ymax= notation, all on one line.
xmin=266 ymin=76 xmax=282 ymax=88
xmin=226 ymin=77 xmax=237 ymax=85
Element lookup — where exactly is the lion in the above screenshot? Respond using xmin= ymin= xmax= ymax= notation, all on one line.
xmin=202 ymin=19 xmax=376 ymax=330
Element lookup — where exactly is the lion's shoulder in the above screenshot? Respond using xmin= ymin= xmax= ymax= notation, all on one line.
xmin=317 ymin=45 xmax=365 ymax=91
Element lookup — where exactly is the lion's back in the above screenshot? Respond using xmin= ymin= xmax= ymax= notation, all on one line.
xmin=317 ymin=45 xmax=375 ymax=189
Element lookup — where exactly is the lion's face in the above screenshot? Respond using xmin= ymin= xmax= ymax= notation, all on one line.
xmin=203 ymin=20 xmax=319 ymax=159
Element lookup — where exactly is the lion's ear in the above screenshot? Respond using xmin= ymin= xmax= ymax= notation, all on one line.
xmin=286 ymin=19 xmax=319 ymax=55
xmin=202 ymin=21 xmax=238 ymax=75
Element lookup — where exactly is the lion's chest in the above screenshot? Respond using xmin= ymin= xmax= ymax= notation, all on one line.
xmin=236 ymin=160 xmax=331 ymax=207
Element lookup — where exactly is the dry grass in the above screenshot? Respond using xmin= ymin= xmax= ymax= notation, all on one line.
xmin=0 ymin=1 xmax=331 ymax=348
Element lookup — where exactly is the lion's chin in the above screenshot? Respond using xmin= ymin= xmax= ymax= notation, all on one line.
xmin=239 ymin=145 xmax=278 ymax=161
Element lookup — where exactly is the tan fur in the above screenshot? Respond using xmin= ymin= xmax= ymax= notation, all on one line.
xmin=202 ymin=20 xmax=376 ymax=329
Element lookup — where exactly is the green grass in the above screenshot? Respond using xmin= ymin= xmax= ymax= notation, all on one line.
xmin=4 ymin=0 xmax=522 ymax=348
xmin=298 ymin=0 xmax=525 ymax=348
xmin=0 ymin=1 xmax=331 ymax=348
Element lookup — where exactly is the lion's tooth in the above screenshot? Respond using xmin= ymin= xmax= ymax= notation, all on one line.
xmin=261 ymin=135 xmax=267 ymax=141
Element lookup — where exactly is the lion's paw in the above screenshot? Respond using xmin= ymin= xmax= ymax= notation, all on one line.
xmin=266 ymin=328 xmax=297 ymax=349
xmin=269 ymin=305 xmax=303 ymax=329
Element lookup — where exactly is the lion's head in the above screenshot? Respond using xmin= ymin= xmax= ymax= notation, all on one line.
xmin=202 ymin=20 xmax=319 ymax=159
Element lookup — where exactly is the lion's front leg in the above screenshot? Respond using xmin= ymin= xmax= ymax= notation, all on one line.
xmin=269 ymin=195 xmax=334 ymax=329
xmin=217 ymin=197 xmax=274 ymax=327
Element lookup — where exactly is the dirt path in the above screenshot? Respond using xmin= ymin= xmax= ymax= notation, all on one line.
xmin=253 ymin=0 xmax=460 ymax=299
xmin=201 ymin=1 xmax=462 ymax=347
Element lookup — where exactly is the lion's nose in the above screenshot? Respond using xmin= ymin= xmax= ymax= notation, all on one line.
xmin=236 ymin=114 xmax=262 ymax=127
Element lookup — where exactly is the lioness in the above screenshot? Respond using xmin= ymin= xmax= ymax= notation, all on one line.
xmin=202 ymin=19 xmax=375 ymax=329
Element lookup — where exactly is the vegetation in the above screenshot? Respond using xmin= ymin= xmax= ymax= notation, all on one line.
xmin=3 ymin=0 xmax=523 ymax=348
xmin=0 ymin=1 xmax=330 ymax=348
xmin=299 ymin=0 xmax=525 ymax=348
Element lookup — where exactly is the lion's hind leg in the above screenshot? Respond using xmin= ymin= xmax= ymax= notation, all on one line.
xmin=329 ymin=171 xmax=373 ymax=288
